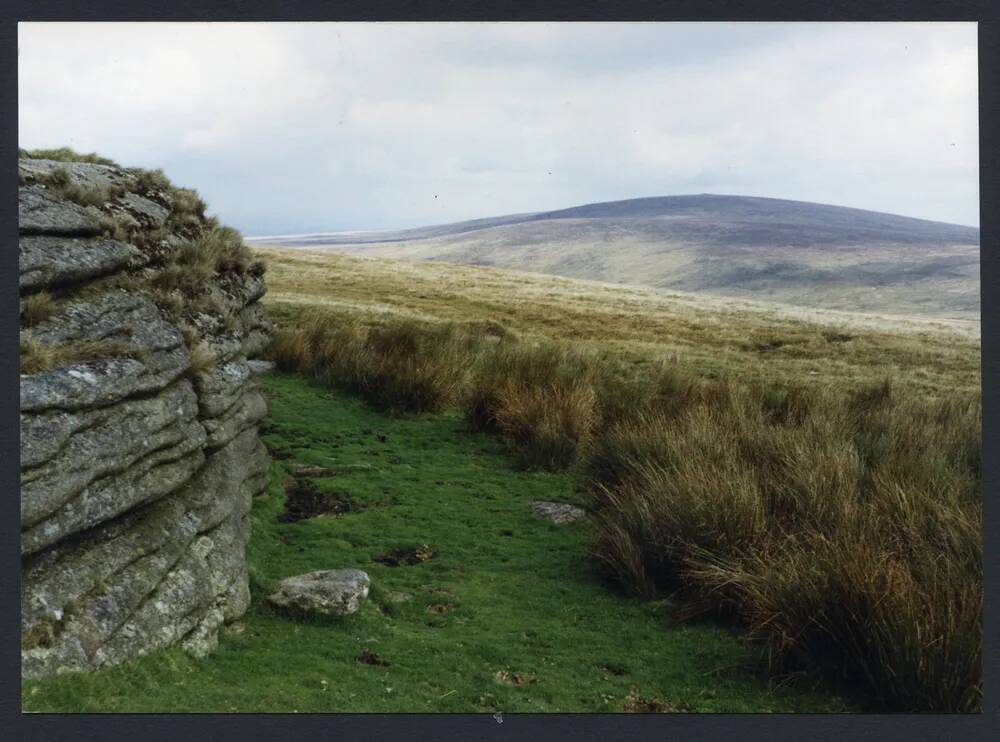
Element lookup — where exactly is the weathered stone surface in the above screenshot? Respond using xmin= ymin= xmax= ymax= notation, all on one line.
xmin=240 ymin=303 xmax=274 ymax=359
xmin=20 ymin=292 xmax=190 ymax=413
xmin=19 ymin=157 xmax=132 ymax=192
xmin=114 ymin=192 xmax=170 ymax=230
xmin=20 ymin=235 xmax=145 ymax=293
xmin=201 ymin=386 xmax=268 ymax=450
xmin=19 ymin=184 xmax=102 ymax=236
xmin=530 ymin=501 xmax=587 ymax=524
xmin=192 ymin=361 xmax=252 ymax=418
xmin=267 ymin=570 xmax=371 ymax=616
xmin=20 ymin=380 xmax=204 ymax=540
xmin=19 ymin=156 xmax=272 ymax=678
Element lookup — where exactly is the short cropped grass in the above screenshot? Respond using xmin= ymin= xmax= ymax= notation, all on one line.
xmin=21 ymin=373 xmax=849 ymax=713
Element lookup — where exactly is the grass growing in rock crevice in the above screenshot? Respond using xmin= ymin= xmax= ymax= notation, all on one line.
xmin=18 ymin=333 xmax=145 ymax=376
xmin=21 ymin=373 xmax=848 ymax=713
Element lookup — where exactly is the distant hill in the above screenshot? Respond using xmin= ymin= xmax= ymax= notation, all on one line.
xmin=249 ymin=195 xmax=980 ymax=319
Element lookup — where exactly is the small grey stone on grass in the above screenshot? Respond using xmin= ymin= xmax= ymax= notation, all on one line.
xmin=530 ymin=501 xmax=586 ymax=524
xmin=267 ymin=569 xmax=370 ymax=616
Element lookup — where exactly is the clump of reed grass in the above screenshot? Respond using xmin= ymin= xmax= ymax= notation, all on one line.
xmin=271 ymin=315 xmax=470 ymax=413
xmin=587 ymin=380 xmax=982 ymax=712
xmin=464 ymin=340 xmax=601 ymax=469
xmin=152 ymin=227 xmax=255 ymax=297
xmin=20 ymin=334 xmax=142 ymax=375
xmin=20 ymin=292 xmax=55 ymax=327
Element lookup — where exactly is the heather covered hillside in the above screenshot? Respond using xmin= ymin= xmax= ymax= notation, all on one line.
xmin=251 ymin=195 xmax=980 ymax=319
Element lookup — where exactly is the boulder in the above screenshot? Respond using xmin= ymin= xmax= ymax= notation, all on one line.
xmin=267 ymin=570 xmax=371 ymax=616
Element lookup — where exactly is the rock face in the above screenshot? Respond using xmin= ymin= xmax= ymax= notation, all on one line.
xmin=19 ymin=156 xmax=273 ymax=678
xmin=267 ymin=570 xmax=371 ymax=616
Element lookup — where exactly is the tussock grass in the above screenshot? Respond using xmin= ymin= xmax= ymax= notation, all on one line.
xmin=21 ymin=292 xmax=55 ymax=327
xmin=35 ymin=166 xmax=123 ymax=208
xmin=167 ymin=187 xmax=207 ymax=230
xmin=20 ymin=147 xmax=118 ymax=167
xmin=20 ymin=334 xmax=142 ymax=375
xmin=493 ymin=380 xmax=598 ymax=470
xmin=188 ymin=341 xmax=218 ymax=376
xmin=587 ymin=382 xmax=982 ymax=712
xmin=133 ymin=168 xmax=171 ymax=195
xmin=271 ymin=315 xmax=469 ymax=413
xmin=264 ymin=305 xmax=981 ymax=711
xmin=466 ymin=342 xmax=600 ymax=468
xmin=152 ymin=227 xmax=256 ymax=297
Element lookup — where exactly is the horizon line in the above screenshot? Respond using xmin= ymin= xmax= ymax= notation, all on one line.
xmin=244 ymin=191 xmax=981 ymax=241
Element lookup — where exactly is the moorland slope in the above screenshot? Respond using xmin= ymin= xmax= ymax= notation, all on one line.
xmin=249 ymin=195 xmax=980 ymax=319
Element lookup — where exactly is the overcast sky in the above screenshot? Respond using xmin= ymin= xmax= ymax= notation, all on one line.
xmin=19 ymin=22 xmax=979 ymax=235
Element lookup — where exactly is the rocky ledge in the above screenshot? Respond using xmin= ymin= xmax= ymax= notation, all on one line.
xmin=19 ymin=154 xmax=273 ymax=677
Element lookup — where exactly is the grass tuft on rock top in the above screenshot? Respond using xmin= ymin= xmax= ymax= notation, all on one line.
xmin=21 ymin=372 xmax=848 ymax=713
xmin=19 ymin=146 xmax=119 ymax=167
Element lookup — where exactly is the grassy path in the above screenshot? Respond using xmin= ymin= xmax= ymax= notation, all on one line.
xmin=23 ymin=373 xmax=848 ymax=712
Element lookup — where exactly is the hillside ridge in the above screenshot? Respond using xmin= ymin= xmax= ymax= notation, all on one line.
xmin=250 ymin=194 xmax=980 ymax=321
xmin=248 ymin=194 xmax=980 ymax=246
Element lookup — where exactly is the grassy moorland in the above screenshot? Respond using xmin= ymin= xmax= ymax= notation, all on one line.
xmin=258 ymin=247 xmax=981 ymax=712
xmin=22 ymin=245 xmax=979 ymax=713
xmin=249 ymin=194 xmax=980 ymax=319
xmin=255 ymin=247 xmax=979 ymax=397
xmin=22 ymin=373 xmax=847 ymax=713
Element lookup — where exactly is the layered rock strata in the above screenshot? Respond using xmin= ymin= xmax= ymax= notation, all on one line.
xmin=19 ymin=156 xmax=272 ymax=677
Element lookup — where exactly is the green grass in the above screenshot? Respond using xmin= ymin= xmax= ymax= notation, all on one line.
xmin=21 ymin=372 xmax=850 ymax=713
xmin=266 ymin=310 xmax=984 ymax=712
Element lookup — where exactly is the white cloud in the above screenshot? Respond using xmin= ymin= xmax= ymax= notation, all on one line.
xmin=19 ymin=21 xmax=979 ymax=234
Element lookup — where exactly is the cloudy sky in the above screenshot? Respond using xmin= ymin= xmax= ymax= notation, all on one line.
xmin=19 ymin=22 xmax=978 ymax=235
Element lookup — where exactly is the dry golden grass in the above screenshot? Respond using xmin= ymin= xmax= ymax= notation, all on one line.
xmin=253 ymin=246 xmax=980 ymax=398
xmin=19 ymin=334 xmax=141 ymax=375
xmin=587 ymin=383 xmax=981 ymax=712
xmin=20 ymin=292 xmax=55 ymax=327
xmin=271 ymin=315 xmax=469 ymax=413
xmin=253 ymin=244 xmax=981 ymax=711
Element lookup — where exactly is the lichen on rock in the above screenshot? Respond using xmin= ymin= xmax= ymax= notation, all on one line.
xmin=19 ymin=152 xmax=272 ymax=678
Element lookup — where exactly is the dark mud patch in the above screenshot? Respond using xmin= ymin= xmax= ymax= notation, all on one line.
xmin=621 ymin=686 xmax=676 ymax=713
xmin=279 ymin=477 xmax=362 ymax=523
xmin=265 ymin=444 xmax=293 ymax=460
xmin=356 ymin=649 xmax=392 ymax=667
xmin=425 ymin=603 xmax=457 ymax=615
xmin=293 ymin=466 xmax=340 ymax=478
xmin=374 ymin=544 xmax=434 ymax=567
